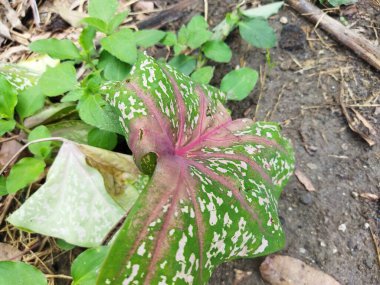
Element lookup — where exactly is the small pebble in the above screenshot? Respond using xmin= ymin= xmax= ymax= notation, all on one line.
xmin=300 ymin=193 xmax=313 ymax=205
xmin=280 ymin=16 xmax=288 ymax=24
xmin=299 ymin=247 xmax=306 ymax=254
xmin=338 ymin=223 xmax=347 ymax=232
xmin=341 ymin=143 xmax=349 ymax=150
xmin=364 ymin=223 xmax=370 ymax=229
xmin=307 ymin=163 xmax=318 ymax=170
xmin=351 ymin=191 xmax=359 ymax=198
xmin=364 ymin=258 xmax=374 ymax=269
xmin=308 ymin=145 xmax=318 ymax=152
xmin=332 ymin=247 xmax=338 ymax=254
xmin=320 ymin=241 xmax=326 ymax=247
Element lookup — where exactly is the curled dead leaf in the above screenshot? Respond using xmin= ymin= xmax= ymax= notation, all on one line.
xmin=295 ymin=168 xmax=316 ymax=192
xmin=359 ymin=192 xmax=379 ymax=201
xmin=340 ymin=88 xmax=377 ymax=146
xmin=133 ymin=1 xmax=155 ymax=12
xmin=260 ymin=255 xmax=341 ymax=285
xmin=0 ymin=242 xmax=22 ymax=261
xmin=0 ymin=140 xmax=23 ymax=170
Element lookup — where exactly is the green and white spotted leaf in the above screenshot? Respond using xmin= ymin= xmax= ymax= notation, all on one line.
xmin=97 ymin=53 xmax=294 ymax=284
xmin=8 ymin=142 xmax=146 ymax=247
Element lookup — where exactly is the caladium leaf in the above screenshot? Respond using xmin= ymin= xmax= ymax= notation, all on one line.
xmin=97 ymin=53 xmax=295 ymax=284
xmin=7 ymin=142 xmax=147 ymax=247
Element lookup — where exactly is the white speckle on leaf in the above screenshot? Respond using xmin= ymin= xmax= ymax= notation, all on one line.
xmin=253 ymin=236 xmax=268 ymax=255
xmin=137 ymin=242 xmax=146 ymax=256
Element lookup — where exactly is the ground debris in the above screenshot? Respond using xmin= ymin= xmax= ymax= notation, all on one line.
xmin=359 ymin=192 xmax=379 ymax=201
xmin=260 ymin=255 xmax=342 ymax=285
xmin=0 ymin=242 xmax=22 ymax=261
xmin=233 ymin=269 xmax=252 ymax=285
xmin=295 ymin=168 xmax=316 ymax=192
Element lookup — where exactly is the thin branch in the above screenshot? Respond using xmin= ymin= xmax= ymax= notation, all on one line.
xmin=0 ymin=137 xmax=68 ymax=176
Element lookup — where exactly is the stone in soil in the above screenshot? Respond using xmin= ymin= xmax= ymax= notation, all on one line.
xmin=279 ymin=24 xmax=306 ymax=51
xmin=300 ymin=193 xmax=313 ymax=205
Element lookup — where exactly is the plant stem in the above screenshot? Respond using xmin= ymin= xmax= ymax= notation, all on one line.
xmin=15 ymin=122 xmax=30 ymax=134
xmin=0 ymin=137 xmax=68 ymax=175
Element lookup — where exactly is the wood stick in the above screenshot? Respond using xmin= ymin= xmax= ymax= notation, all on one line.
xmin=137 ymin=0 xmax=198 ymax=30
xmin=286 ymin=0 xmax=380 ymax=71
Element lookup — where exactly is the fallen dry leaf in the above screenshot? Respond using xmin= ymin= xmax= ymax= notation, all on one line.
xmin=0 ymin=140 xmax=23 ymax=169
xmin=295 ymin=168 xmax=316 ymax=192
xmin=0 ymin=0 xmax=25 ymax=30
xmin=260 ymin=255 xmax=341 ymax=285
xmin=340 ymin=87 xmax=377 ymax=146
xmin=0 ymin=242 xmax=22 ymax=261
xmin=133 ymin=1 xmax=155 ymax=12
xmin=51 ymin=0 xmax=87 ymax=27
xmin=359 ymin=192 xmax=379 ymax=201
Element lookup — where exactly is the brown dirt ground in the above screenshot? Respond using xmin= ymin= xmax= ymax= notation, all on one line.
xmin=207 ymin=1 xmax=380 ymax=285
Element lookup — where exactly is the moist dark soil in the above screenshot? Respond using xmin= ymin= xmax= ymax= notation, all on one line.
xmin=204 ymin=1 xmax=380 ymax=285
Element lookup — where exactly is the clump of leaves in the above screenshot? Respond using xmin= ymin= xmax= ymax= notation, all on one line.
xmin=95 ymin=52 xmax=294 ymax=284
xmin=0 ymin=1 xmax=294 ymax=284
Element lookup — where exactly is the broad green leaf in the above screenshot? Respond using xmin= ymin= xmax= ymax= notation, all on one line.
xmin=161 ymin=32 xmax=177 ymax=46
xmin=177 ymin=15 xmax=212 ymax=50
xmin=24 ymin=102 xmax=76 ymax=129
xmin=98 ymin=51 xmax=131 ymax=81
xmin=79 ymin=26 xmax=96 ymax=54
xmin=108 ymin=11 xmax=129 ymax=33
xmin=221 ymin=67 xmax=259 ymax=100
xmin=16 ymin=86 xmax=45 ymax=119
xmin=202 ymin=40 xmax=232 ymax=63
xmin=168 ymin=55 xmax=196 ymax=75
xmin=0 ymin=176 xmax=6 ymax=196
xmin=78 ymin=94 xmax=124 ymax=135
xmin=0 ymin=75 xmax=18 ymax=119
xmin=100 ymin=28 xmax=137 ymax=64
xmin=0 ymin=119 xmax=16 ymax=136
xmin=185 ymin=15 xmax=212 ymax=49
xmin=8 ymin=142 xmax=145 ymax=247
xmin=71 ymin=247 xmax=109 ymax=285
xmin=61 ymin=89 xmax=85 ymax=103
xmin=241 ymin=2 xmax=284 ymax=19
xmin=6 ymin=157 xmax=45 ymax=194
xmin=328 ymin=0 xmax=356 ymax=7
xmin=82 ymin=72 xmax=102 ymax=94
xmin=239 ymin=18 xmax=277 ymax=48
xmin=191 ymin=66 xmax=214 ymax=84
xmin=28 ymin=125 xmax=52 ymax=158
xmin=46 ymin=120 xmax=92 ymax=144
xmin=37 ymin=62 xmax=78 ymax=97
xmin=56 ymin=239 xmax=76 ymax=251
xmin=0 ymin=261 xmax=47 ymax=285
xmin=211 ymin=11 xmax=240 ymax=41
xmin=82 ymin=17 xmax=108 ymax=33
xmin=97 ymin=53 xmax=294 ymax=284
xmin=134 ymin=30 xmax=166 ymax=48
xmin=29 ymin=39 xmax=81 ymax=60
xmin=88 ymin=128 xmax=118 ymax=150
xmin=88 ymin=0 xmax=118 ymax=23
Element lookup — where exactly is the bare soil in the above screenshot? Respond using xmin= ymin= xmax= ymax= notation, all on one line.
xmin=206 ymin=1 xmax=380 ymax=284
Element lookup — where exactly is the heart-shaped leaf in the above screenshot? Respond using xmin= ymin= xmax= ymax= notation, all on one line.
xmin=0 ymin=261 xmax=47 ymax=285
xmin=97 ymin=53 xmax=295 ymax=284
xmin=8 ymin=142 xmax=146 ymax=247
